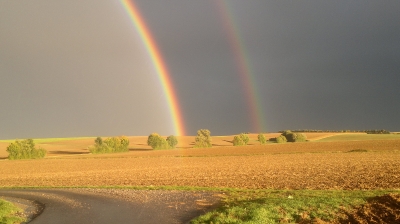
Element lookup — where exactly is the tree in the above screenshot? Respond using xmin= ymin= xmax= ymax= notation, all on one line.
xmin=6 ymin=139 xmax=46 ymax=160
xmin=285 ymin=133 xmax=307 ymax=142
xmin=275 ymin=135 xmax=287 ymax=143
xmin=273 ymin=131 xmax=307 ymax=143
xmin=281 ymin=130 xmax=293 ymax=138
xmin=232 ymin=135 xmax=245 ymax=146
xmin=233 ymin=133 xmax=250 ymax=146
xmin=257 ymin=133 xmax=267 ymax=145
xmin=147 ymin=133 xmax=169 ymax=150
xmin=166 ymin=135 xmax=178 ymax=148
xmin=89 ymin=136 xmax=129 ymax=153
xmin=95 ymin=137 xmax=103 ymax=146
xmin=194 ymin=129 xmax=212 ymax=148
xmin=239 ymin=133 xmax=250 ymax=145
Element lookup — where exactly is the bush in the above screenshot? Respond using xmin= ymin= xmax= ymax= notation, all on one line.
xmin=285 ymin=133 xmax=307 ymax=142
xmin=281 ymin=130 xmax=293 ymax=138
xmin=285 ymin=133 xmax=297 ymax=142
xmin=6 ymin=139 xmax=46 ymax=160
xmin=239 ymin=133 xmax=250 ymax=145
xmin=194 ymin=129 xmax=212 ymax=148
xmin=275 ymin=135 xmax=287 ymax=143
xmin=147 ymin=133 xmax=169 ymax=150
xmin=293 ymin=133 xmax=307 ymax=142
xmin=233 ymin=133 xmax=250 ymax=146
xmin=258 ymin=133 xmax=267 ymax=145
xmin=89 ymin=136 xmax=129 ymax=154
xmin=232 ymin=136 xmax=245 ymax=146
xmin=275 ymin=130 xmax=307 ymax=143
xmin=166 ymin=135 xmax=178 ymax=149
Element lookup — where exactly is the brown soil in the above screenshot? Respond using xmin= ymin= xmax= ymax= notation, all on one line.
xmin=0 ymin=138 xmax=400 ymax=189
xmin=336 ymin=193 xmax=400 ymax=224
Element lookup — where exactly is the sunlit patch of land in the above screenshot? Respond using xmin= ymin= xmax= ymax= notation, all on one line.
xmin=1 ymin=133 xmax=398 ymax=159
xmin=315 ymin=133 xmax=400 ymax=142
xmin=1 ymin=132 xmax=400 ymax=223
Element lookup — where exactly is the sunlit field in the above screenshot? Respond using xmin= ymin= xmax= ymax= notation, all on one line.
xmin=1 ymin=133 xmax=399 ymax=223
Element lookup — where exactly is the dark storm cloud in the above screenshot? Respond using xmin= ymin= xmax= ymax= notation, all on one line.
xmin=134 ymin=0 xmax=400 ymax=134
xmin=1 ymin=1 xmax=399 ymax=138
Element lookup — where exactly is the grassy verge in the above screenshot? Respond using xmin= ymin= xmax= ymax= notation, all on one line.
xmin=0 ymin=198 xmax=25 ymax=224
xmin=316 ymin=133 xmax=400 ymax=142
xmin=190 ymin=189 xmax=399 ymax=224
xmin=0 ymin=186 xmax=398 ymax=223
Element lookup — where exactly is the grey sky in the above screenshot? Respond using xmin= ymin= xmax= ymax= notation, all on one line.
xmin=1 ymin=1 xmax=399 ymax=139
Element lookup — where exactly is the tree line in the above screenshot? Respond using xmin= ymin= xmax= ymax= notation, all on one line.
xmin=279 ymin=129 xmax=391 ymax=134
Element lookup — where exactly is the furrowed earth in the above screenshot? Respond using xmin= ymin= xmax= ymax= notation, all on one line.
xmin=0 ymin=133 xmax=399 ymax=190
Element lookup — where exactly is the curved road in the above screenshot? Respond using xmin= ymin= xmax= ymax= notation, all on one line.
xmin=0 ymin=189 xmax=223 ymax=224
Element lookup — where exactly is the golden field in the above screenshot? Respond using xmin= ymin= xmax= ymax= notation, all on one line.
xmin=0 ymin=133 xmax=399 ymax=190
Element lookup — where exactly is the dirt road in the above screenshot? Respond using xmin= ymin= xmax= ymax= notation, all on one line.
xmin=0 ymin=189 xmax=222 ymax=224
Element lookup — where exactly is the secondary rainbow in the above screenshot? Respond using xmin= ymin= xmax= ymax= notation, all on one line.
xmin=215 ymin=0 xmax=266 ymax=133
xmin=120 ymin=0 xmax=185 ymax=136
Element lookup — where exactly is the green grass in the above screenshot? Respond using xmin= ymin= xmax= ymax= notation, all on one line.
xmin=190 ymin=189 xmax=400 ymax=224
xmin=315 ymin=133 xmax=400 ymax=142
xmin=0 ymin=199 xmax=25 ymax=224
xmin=0 ymin=137 xmax=94 ymax=144
xmin=0 ymin=186 xmax=398 ymax=223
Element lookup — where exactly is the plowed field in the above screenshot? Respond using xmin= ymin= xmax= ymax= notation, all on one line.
xmin=1 ymin=137 xmax=400 ymax=190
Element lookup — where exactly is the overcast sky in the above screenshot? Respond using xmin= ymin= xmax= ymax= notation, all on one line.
xmin=1 ymin=1 xmax=399 ymax=139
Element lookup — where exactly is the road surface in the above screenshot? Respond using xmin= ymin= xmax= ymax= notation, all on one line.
xmin=0 ymin=189 xmax=223 ymax=224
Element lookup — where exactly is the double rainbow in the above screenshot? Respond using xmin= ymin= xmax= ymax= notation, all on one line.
xmin=121 ymin=0 xmax=266 ymax=135
xmin=215 ymin=0 xmax=266 ymax=133
xmin=120 ymin=0 xmax=185 ymax=136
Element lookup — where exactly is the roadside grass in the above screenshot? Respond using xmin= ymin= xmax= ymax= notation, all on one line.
xmin=0 ymin=186 xmax=398 ymax=223
xmin=190 ymin=189 xmax=400 ymax=224
xmin=316 ymin=133 xmax=400 ymax=142
xmin=0 ymin=198 xmax=25 ymax=224
xmin=0 ymin=137 xmax=93 ymax=144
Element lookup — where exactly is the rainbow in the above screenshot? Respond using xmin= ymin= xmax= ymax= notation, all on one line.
xmin=120 ymin=0 xmax=185 ymax=136
xmin=215 ymin=1 xmax=266 ymax=133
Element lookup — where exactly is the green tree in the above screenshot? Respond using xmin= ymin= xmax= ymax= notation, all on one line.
xmin=281 ymin=130 xmax=292 ymax=138
xmin=257 ymin=133 xmax=267 ymax=145
xmin=239 ymin=133 xmax=250 ymax=145
xmin=232 ymin=135 xmax=245 ymax=146
xmin=285 ymin=133 xmax=307 ymax=142
xmin=233 ymin=133 xmax=250 ymax=146
xmin=95 ymin=137 xmax=103 ymax=146
xmin=89 ymin=136 xmax=129 ymax=153
xmin=194 ymin=129 xmax=212 ymax=148
xmin=166 ymin=135 xmax=178 ymax=149
xmin=275 ymin=135 xmax=287 ymax=143
xmin=147 ymin=133 xmax=169 ymax=150
xmin=6 ymin=139 xmax=46 ymax=160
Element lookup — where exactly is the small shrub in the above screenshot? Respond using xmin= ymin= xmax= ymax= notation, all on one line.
xmin=166 ymin=135 xmax=178 ymax=148
xmin=6 ymin=139 xmax=46 ymax=160
xmin=89 ymin=136 xmax=129 ymax=153
xmin=194 ymin=129 xmax=212 ymax=148
xmin=258 ymin=133 xmax=267 ymax=145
